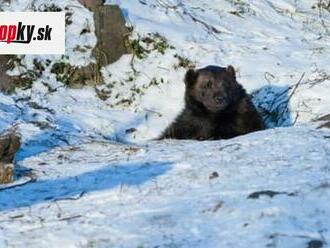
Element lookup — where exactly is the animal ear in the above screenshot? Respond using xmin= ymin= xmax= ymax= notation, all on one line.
xmin=184 ymin=69 xmax=198 ymax=87
xmin=226 ymin=65 xmax=236 ymax=80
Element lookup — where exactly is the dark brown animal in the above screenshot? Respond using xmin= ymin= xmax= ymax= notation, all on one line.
xmin=158 ymin=65 xmax=264 ymax=140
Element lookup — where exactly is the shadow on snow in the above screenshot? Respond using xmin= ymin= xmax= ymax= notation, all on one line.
xmin=0 ymin=161 xmax=172 ymax=211
xmin=251 ymin=85 xmax=293 ymax=128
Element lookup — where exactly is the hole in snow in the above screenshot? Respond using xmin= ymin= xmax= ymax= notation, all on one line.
xmin=251 ymin=85 xmax=292 ymax=128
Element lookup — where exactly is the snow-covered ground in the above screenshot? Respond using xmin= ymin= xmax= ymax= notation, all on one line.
xmin=1 ymin=127 xmax=330 ymax=247
xmin=1 ymin=0 xmax=330 ymax=247
xmin=2 ymin=0 xmax=330 ymax=141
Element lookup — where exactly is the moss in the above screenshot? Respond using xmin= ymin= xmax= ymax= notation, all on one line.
xmin=95 ymin=87 xmax=111 ymax=101
xmin=174 ymin=54 xmax=195 ymax=69
xmin=6 ymin=55 xmax=23 ymax=71
xmin=313 ymin=1 xmax=330 ymax=12
xmin=115 ymin=98 xmax=133 ymax=106
xmin=141 ymin=33 xmax=174 ymax=54
xmin=38 ymin=4 xmax=62 ymax=12
xmin=228 ymin=10 xmax=243 ymax=17
xmin=65 ymin=10 xmax=73 ymax=26
xmin=225 ymin=0 xmax=255 ymax=16
xmin=33 ymin=59 xmax=45 ymax=77
xmin=51 ymin=62 xmax=101 ymax=88
xmin=1 ymin=56 xmax=46 ymax=94
xmin=126 ymin=31 xmax=175 ymax=60
xmin=149 ymin=33 xmax=174 ymax=54
xmin=129 ymin=39 xmax=149 ymax=59
xmin=96 ymin=31 xmax=175 ymax=105
xmin=51 ymin=62 xmax=75 ymax=85
xmin=4 ymin=71 xmax=37 ymax=94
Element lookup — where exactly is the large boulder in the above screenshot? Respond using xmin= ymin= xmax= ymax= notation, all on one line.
xmin=92 ymin=5 xmax=130 ymax=67
xmin=0 ymin=55 xmax=15 ymax=93
xmin=79 ymin=1 xmax=129 ymax=67
xmin=0 ymin=55 xmax=36 ymax=93
xmin=0 ymin=130 xmax=21 ymax=184
xmin=78 ymin=0 xmax=105 ymax=11
xmin=52 ymin=3 xmax=130 ymax=88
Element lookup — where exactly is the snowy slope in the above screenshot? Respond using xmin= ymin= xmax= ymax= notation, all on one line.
xmin=1 ymin=0 xmax=330 ymax=141
xmin=0 ymin=0 xmax=330 ymax=247
xmin=1 ymin=127 xmax=330 ymax=247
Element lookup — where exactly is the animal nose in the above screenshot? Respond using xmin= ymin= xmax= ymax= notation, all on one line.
xmin=216 ymin=97 xmax=225 ymax=104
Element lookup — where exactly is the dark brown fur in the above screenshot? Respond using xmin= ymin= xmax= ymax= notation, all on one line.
xmin=159 ymin=65 xmax=264 ymax=140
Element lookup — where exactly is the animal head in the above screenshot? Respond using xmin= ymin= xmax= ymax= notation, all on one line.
xmin=184 ymin=65 xmax=242 ymax=113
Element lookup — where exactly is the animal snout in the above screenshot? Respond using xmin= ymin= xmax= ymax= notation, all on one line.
xmin=215 ymin=96 xmax=225 ymax=104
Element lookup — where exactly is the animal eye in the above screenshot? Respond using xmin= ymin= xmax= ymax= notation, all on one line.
xmin=200 ymin=91 xmax=205 ymax=97
xmin=206 ymin=80 xmax=212 ymax=87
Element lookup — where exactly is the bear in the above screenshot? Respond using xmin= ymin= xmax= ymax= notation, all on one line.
xmin=158 ymin=65 xmax=264 ymax=140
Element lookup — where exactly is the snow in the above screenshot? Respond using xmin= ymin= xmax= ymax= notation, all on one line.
xmin=0 ymin=0 xmax=330 ymax=247
xmin=1 ymin=127 xmax=330 ymax=247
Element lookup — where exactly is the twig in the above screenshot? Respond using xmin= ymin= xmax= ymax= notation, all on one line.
xmin=278 ymin=73 xmax=305 ymax=119
xmin=270 ymin=232 xmax=323 ymax=241
xmin=182 ymin=9 xmax=222 ymax=37
xmin=53 ymin=191 xmax=86 ymax=202
xmin=53 ymin=200 xmax=63 ymax=218
xmin=143 ymin=108 xmax=163 ymax=117
xmin=288 ymin=72 xmax=305 ymax=102
xmin=59 ymin=215 xmax=82 ymax=221
xmin=218 ymin=143 xmax=242 ymax=151
xmin=264 ymin=72 xmax=276 ymax=84
xmin=306 ymin=71 xmax=330 ymax=88
xmin=156 ymin=0 xmax=181 ymax=9
xmin=266 ymin=73 xmax=305 ymax=125
xmin=130 ymin=53 xmax=137 ymax=74
xmin=293 ymin=112 xmax=300 ymax=125
xmin=9 ymin=214 xmax=25 ymax=219
xmin=0 ymin=177 xmax=37 ymax=191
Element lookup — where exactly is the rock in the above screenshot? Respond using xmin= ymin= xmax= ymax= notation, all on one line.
xmin=0 ymin=130 xmax=21 ymax=184
xmin=0 ymin=55 xmax=16 ymax=93
xmin=0 ymin=56 xmax=36 ymax=94
xmin=78 ymin=0 xmax=105 ymax=12
xmin=247 ymin=190 xmax=296 ymax=199
xmin=0 ymin=164 xmax=13 ymax=184
xmin=209 ymin=171 xmax=219 ymax=180
xmin=70 ymin=63 xmax=102 ymax=88
xmin=307 ymin=240 xmax=323 ymax=248
xmin=51 ymin=62 xmax=102 ymax=88
xmin=92 ymin=5 xmax=129 ymax=67
xmin=54 ymin=4 xmax=130 ymax=87
xmin=317 ymin=114 xmax=330 ymax=129
xmin=0 ymin=131 xmax=20 ymax=164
